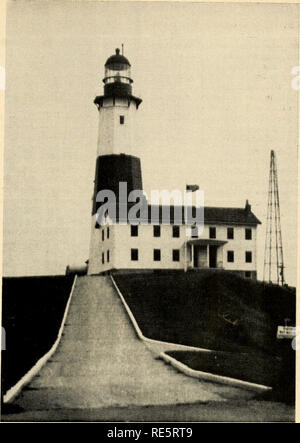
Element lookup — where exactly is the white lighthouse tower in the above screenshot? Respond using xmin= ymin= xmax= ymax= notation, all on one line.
xmin=94 ymin=48 xmax=142 ymax=157
xmin=88 ymin=48 xmax=143 ymax=274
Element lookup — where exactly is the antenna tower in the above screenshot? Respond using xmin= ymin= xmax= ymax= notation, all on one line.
xmin=263 ymin=150 xmax=285 ymax=285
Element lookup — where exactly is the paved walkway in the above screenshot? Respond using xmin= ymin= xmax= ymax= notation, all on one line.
xmin=2 ymin=276 xmax=294 ymax=421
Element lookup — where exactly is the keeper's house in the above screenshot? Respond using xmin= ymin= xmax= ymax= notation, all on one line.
xmin=88 ymin=49 xmax=261 ymax=279
xmin=88 ymin=200 xmax=261 ymax=279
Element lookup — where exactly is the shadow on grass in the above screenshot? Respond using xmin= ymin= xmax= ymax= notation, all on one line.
xmin=1 ymin=275 xmax=74 ymax=395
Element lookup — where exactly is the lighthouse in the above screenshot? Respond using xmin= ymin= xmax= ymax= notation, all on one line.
xmin=88 ymin=49 xmax=261 ymax=280
xmin=88 ymin=48 xmax=143 ymax=274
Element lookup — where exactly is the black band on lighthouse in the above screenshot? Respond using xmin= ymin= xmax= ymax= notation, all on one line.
xmin=92 ymin=154 xmax=143 ymax=217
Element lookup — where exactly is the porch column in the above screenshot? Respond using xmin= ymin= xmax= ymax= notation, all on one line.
xmin=206 ymin=244 xmax=209 ymax=268
xmin=191 ymin=244 xmax=194 ymax=268
xmin=219 ymin=246 xmax=223 ymax=268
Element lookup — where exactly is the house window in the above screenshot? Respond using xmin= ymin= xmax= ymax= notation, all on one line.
xmin=102 ymin=230 xmax=104 ymax=241
xmin=120 ymin=115 xmax=125 ymax=124
xmin=172 ymin=249 xmax=180 ymax=262
xmin=172 ymin=225 xmax=180 ymax=238
xmin=245 ymin=228 xmax=252 ymax=240
xmin=227 ymin=251 xmax=234 ymax=263
xmin=107 ymin=226 xmax=110 ymax=239
xmin=153 ymin=225 xmax=161 ymax=237
xmin=131 ymin=225 xmax=138 ymax=237
xmin=153 ymin=249 xmax=161 ymax=261
xmin=107 ymin=250 xmax=110 ymax=263
xmin=245 ymin=271 xmax=251 ymax=278
xmin=227 ymin=227 xmax=234 ymax=239
xmin=245 ymin=251 xmax=252 ymax=263
xmin=191 ymin=226 xmax=198 ymax=238
xmin=131 ymin=248 xmax=138 ymax=261
xmin=209 ymin=227 xmax=216 ymax=239
xmin=102 ymin=252 xmax=104 ymax=264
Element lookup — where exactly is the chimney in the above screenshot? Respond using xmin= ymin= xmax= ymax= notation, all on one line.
xmin=245 ymin=199 xmax=251 ymax=213
xmin=186 ymin=184 xmax=199 ymax=192
xmin=185 ymin=184 xmax=202 ymax=209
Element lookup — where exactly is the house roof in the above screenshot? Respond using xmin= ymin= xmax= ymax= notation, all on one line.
xmin=96 ymin=203 xmax=261 ymax=227
xmin=202 ymin=206 xmax=261 ymax=226
xmin=138 ymin=205 xmax=261 ymax=226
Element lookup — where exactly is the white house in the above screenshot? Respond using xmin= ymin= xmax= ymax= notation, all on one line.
xmin=88 ymin=201 xmax=260 ymax=279
xmin=88 ymin=49 xmax=261 ymax=279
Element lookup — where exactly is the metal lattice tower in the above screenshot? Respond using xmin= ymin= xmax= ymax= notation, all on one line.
xmin=263 ymin=150 xmax=285 ymax=285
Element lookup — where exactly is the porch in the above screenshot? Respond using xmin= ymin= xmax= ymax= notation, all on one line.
xmin=185 ymin=239 xmax=227 ymax=270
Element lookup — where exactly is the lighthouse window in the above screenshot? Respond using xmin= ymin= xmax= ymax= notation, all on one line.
xmin=102 ymin=252 xmax=105 ymax=264
xmin=107 ymin=250 xmax=110 ymax=263
xmin=120 ymin=115 xmax=125 ymax=124
xmin=107 ymin=227 xmax=110 ymax=239
xmin=102 ymin=230 xmax=105 ymax=241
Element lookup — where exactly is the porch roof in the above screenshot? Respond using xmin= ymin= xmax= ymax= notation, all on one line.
xmin=187 ymin=239 xmax=228 ymax=247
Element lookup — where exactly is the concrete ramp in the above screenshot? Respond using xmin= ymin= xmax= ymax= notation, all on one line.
xmin=9 ymin=276 xmax=253 ymax=413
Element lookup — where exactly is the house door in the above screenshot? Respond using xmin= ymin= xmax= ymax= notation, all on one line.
xmin=209 ymin=245 xmax=217 ymax=268
xmin=194 ymin=245 xmax=207 ymax=268
xmin=193 ymin=246 xmax=199 ymax=268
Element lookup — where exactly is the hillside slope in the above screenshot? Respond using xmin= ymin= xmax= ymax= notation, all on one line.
xmin=2 ymin=276 xmax=74 ymax=393
xmin=114 ymin=271 xmax=295 ymax=403
xmin=114 ymin=270 xmax=295 ymax=354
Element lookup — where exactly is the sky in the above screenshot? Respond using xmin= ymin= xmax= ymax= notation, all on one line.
xmin=3 ymin=1 xmax=299 ymax=285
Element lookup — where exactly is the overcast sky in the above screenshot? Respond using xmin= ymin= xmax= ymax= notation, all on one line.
xmin=3 ymin=1 xmax=299 ymax=284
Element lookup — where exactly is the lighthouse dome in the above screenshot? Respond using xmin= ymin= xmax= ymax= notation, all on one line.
xmin=105 ymin=48 xmax=131 ymax=68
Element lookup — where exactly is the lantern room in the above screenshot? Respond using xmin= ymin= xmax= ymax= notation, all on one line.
xmin=103 ymin=48 xmax=133 ymax=97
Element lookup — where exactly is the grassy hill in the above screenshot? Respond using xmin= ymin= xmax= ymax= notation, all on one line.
xmin=114 ymin=270 xmax=295 ymax=353
xmin=114 ymin=270 xmax=295 ymax=403
xmin=2 ymin=276 xmax=74 ymax=394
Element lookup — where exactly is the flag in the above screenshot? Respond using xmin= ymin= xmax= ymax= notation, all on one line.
xmin=186 ymin=184 xmax=199 ymax=192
